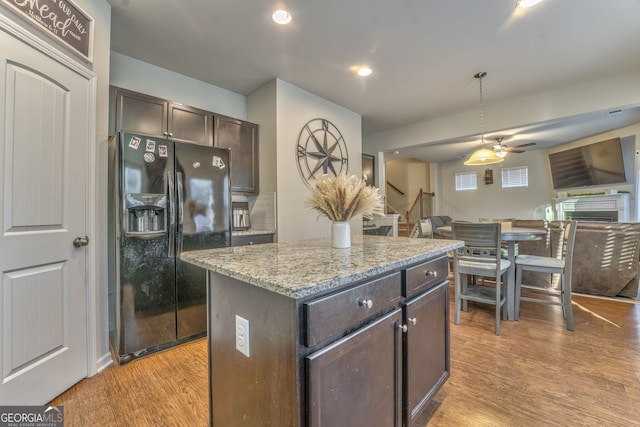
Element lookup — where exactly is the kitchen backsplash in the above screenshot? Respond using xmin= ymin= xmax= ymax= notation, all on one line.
xmin=248 ymin=192 xmax=277 ymax=231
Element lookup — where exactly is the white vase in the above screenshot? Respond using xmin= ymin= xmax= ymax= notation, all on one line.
xmin=332 ymin=221 xmax=351 ymax=248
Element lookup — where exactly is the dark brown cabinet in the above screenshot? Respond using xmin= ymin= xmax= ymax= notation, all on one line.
xmin=167 ymin=103 xmax=212 ymax=145
xmin=110 ymin=87 xmax=167 ymax=138
xmin=110 ymin=86 xmax=212 ymax=145
xmin=110 ymin=87 xmax=260 ymax=194
xmin=230 ymin=233 xmax=274 ymax=246
xmin=306 ymin=309 xmax=403 ymax=427
xmin=306 ymin=257 xmax=448 ymax=427
xmin=404 ymin=281 xmax=449 ymax=426
xmin=205 ymin=254 xmax=450 ymax=426
xmin=214 ymin=115 xmax=259 ymax=194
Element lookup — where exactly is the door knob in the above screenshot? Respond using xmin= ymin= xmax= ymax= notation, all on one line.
xmin=73 ymin=236 xmax=89 ymax=247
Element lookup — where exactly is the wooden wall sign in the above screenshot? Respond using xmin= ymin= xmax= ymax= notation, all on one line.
xmin=484 ymin=168 xmax=493 ymax=185
xmin=2 ymin=0 xmax=94 ymax=62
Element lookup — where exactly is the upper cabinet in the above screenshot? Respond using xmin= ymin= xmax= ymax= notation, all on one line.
xmin=167 ymin=103 xmax=213 ymax=145
xmin=214 ymin=115 xmax=259 ymax=194
xmin=110 ymin=86 xmax=213 ymax=146
xmin=110 ymin=86 xmax=260 ymax=194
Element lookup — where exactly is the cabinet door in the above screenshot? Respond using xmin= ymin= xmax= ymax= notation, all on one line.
xmin=214 ymin=115 xmax=259 ymax=194
xmin=111 ymin=86 xmax=168 ymax=137
xmin=404 ymin=281 xmax=449 ymax=426
xmin=168 ymin=103 xmax=213 ymax=145
xmin=307 ymin=309 xmax=402 ymax=427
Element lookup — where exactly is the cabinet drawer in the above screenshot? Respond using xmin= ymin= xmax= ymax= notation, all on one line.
xmin=304 ymin=272 xmax=401 ymax=347
xmin=231 ymin=233 xmax=274 ymax=246
xmin=404 ymin=255 xmax=448 ymax=298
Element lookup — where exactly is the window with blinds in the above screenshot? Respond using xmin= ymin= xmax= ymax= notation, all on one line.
xmin=501 ymin=166 xmax=528 ymax=188
xmin=455 ymin=172 xmax=477 ymax=191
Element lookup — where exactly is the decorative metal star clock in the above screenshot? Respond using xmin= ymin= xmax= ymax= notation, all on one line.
xmin=296 ymin=118 xmax=349 ymax=187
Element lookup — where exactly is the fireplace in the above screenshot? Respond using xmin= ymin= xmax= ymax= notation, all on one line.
xmin=553 ymin=194 xmax=630 ymax=222
xmin=565 ymin=210 xmax=618 ymax=222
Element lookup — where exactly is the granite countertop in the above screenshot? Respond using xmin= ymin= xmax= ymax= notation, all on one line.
xmin=181 ymin=236 xmax=463 ymax=299
xmin=232 ymin=229 xmax=276 ymax=236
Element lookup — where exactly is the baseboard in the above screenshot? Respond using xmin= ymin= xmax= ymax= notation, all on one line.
xmin=95 ymin=351 xmax=114 ymax=374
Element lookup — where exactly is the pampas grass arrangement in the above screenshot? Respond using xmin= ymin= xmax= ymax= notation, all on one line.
xmin=305 ymin=173 xmax=384 ymax=222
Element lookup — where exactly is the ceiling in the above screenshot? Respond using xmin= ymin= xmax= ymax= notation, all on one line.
xmin=106 ymin=0 xmax=640 ymax=162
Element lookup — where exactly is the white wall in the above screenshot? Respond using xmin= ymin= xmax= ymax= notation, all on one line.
xmin=436 ymin=123 xmax=640 ymax=222
xmin=437 ymin=150 xmax=553 ymax=221
xmin=273 ymin=79 xmax=363 ymax=242
xmin=247 ymin=80 xmax=277 ymax=194
xmin=365 ymin=71 xmax=640 ymax=224
xmin=385 ymin=159 xmax=430 ymax=217
xmin=83 ymin=0 xmax=113 ymax=374
xmin=110 ymin=52 xmax=246 ymax=120
xmin=365 ymin=72 xmax=640 ymax=154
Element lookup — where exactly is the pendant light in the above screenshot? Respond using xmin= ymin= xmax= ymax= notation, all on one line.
xmin=516 ymin=0 xmax=543 ymax=8
xmin=464 ymin=72 xmax=504 ymax=166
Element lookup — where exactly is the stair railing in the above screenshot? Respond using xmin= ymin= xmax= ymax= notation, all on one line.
xmin=405 ymin=188 xmax=435 ymax=227
xmin=386 ymin=181 xmax=405 ymax=195
xmin=385 ymin=203 xmax=403 ymax=219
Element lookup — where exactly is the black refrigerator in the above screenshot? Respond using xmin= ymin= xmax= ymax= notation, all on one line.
xmin=108 ymin=131 xmax=231 ymax=363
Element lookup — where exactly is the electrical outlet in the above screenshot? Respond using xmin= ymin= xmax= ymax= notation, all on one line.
xmin=235 ymin=315 xmax=250 ymax=357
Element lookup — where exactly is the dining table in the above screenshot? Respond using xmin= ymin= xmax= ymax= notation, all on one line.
xmin=437 ymin=225 xmax=548 ymax=321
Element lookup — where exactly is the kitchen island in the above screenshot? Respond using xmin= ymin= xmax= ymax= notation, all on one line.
xmin=182 ymin=235 xmax=463 ymax=427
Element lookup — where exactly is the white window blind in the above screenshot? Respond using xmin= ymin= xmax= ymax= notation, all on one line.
xmin=501 ymin=166 xmax=528 ymax=188
xmin=455 ymin=172 xmax=477 ymax=191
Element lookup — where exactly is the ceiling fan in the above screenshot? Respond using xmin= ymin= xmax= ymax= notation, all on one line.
xmin=491 ymin=136 xmax=536 ymax=158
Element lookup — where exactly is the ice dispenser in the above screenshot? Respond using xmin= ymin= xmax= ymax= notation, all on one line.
xmin=125 ymin=193 xmax=167 ymax=233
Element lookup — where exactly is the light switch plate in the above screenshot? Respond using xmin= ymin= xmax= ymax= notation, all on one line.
xmin=235 ymin=315 xmax=250 ymax=357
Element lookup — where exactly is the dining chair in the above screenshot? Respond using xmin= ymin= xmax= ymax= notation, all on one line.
xmin=408 ymin=218 xmax=434 ymax=238
xmin=419 ymin=218 xmax=434 ymax=238
xmin=514 ymin=220 xmax=577 ymax=331
xmin=378 ymin=225 xmax=393 ymax=236
xmin=513 ymin=219 xmax=551 ymax=287
xmin=479 ymin=218 xmax=514 ymax=259
xmin=452 ymin=221 xmax=511 ymax=335
xmin=480 ymin=217 xmax=514 ymax=231
xmin=409 ymin=222 xmax=420 ymax=238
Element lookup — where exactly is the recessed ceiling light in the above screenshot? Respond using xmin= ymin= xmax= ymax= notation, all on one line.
xmin=272 ymin=9 xmax=292 ymax=25
xmin=357 ymin=67 xmax=373 ymax=77
xmin=516 ymin=0 xmax=543 ymax=8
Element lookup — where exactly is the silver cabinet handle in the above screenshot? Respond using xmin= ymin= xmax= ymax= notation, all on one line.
xmin=398 ymin=324 xmax=408 ymax=333
xmin=358 ymin=299 xmax=373 ymax=309
xmin=408 ymin=317 xmax=417 ymax=326
xmin=425 ymin=270 xmax=438 ymax=277
xmin=73 ymin=236 xmax=89 ymax=247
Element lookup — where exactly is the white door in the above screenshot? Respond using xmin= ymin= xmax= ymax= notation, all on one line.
xmin=0 ymin=26 xmax=91 ymax=404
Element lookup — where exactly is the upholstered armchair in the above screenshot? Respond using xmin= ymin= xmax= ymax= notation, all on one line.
xmin=429 ymin=215 xmax=453 ymax=239
xmin=569 ymin=222 xmax=640 ymax=298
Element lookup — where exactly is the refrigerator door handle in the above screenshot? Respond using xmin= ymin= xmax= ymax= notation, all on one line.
xmin=176 ymin=171 xmax=184 ymax=255
xmin=167 ymin=171 xmax=176 ymax=258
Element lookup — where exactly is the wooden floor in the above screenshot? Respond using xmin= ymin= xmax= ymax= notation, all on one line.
xmin=50 ymin=288 xmax=640 ymax=426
